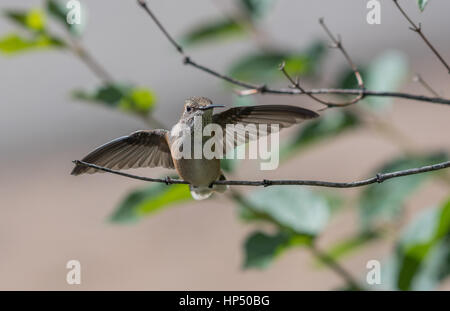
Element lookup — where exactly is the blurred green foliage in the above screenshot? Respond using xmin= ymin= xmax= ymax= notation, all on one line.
xmin=418 ymin=0 xmax=429 ymax=12
xmin=73 ymin=84 xmax=156 ymax=117
xmin=0 ymin=32 xmax=64 ymax=54
xmin=46 ymin=0 xmax=84 ymax=35
xmin=360 ymin=152 xmax=449 ymax=231
xmin=337 ymin=51 xmax=409 ymax=110
xmin=378 ymin=197 xmax=450 ymax=290
xmin=244 ymin=231 xmax=309 ymax=269
xmin=1 ymin=1 xmax=156 ymax=119
xmin=240 ymin=0 xmax=275 ymax=19
xmin=240 ymin=187 xmax=331 ymax=236
xmin=182 ymin=20 xmax=245 ymax=46
xmin=111 ymin=182 xmax=192 ymax=223
xmin=181 ymin=0 xmax=277 ymax=47
xmin=364 ymin=51 xmax=409 ymax=110
xmin=281 ymin=110 xmax=361 ymax=160
xmin=5 ymin=9 xmax=46 ymax=31
xmin=239 ymin=187 xmax=333 ymax=269
xmin=228 ymin=42 xmax=326 ymax=83
xmin=0 ymin=8 xmax=65 ymax=54
xmin=316 ymin=231 xmax=381 ymax=265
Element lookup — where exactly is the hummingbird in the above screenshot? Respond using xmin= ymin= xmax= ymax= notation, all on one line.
xmin=71 ymin=97 xmax=319 ymax=200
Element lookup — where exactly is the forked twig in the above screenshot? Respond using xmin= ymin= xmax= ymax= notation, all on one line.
xmin=136 ymin=0 xmax=450 ymax=106
xmin=393 ymin=0 xmax=450 ymax=74
xmin=280 ymin=18 xmax=365 ymax=109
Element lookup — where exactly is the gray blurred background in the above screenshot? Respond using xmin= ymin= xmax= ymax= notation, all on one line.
xmin=0 ymin=0 xmax=449 ymax=290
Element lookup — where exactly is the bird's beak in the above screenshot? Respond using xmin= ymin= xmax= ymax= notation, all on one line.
xmin=199 ymin=104 xmax=225 ymax=110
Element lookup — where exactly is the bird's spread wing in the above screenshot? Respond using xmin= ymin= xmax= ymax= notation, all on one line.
xmin=211 ymin=105 xmax=319 ymax=152
xmin=71 ymin=129 xmax=174 ymax=175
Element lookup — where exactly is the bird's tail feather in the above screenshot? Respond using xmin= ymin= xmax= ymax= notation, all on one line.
xmin=189 ymin=173 xmax=229 ymax=200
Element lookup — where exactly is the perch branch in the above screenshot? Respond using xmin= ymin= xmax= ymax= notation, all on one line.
xmin=72 ymin=160 xmax=450 ymax=188
xmin=392 ymin=0 xmax=450 ymax=74
xmin=136 ymin=0 xmax=450 ymax=106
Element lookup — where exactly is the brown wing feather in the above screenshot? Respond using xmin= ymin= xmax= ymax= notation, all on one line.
xmin=71 ymin=129 xmax=174 ymax=175
xmin=213 ymin=105 xmax=318 ymax=126
xmin=212 ymin=105 xmax=319 ymax=152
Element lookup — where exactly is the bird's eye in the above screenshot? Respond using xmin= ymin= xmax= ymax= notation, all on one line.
xmin=186 ymin=106 xmax=192 ymax=112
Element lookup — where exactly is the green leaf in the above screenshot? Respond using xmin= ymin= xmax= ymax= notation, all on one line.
xmin=282 ymin=110 xmax=361 ymax=159
xmin=220 ymin=158 xmax=239 ymax=173
xmin=243 ymin=230 xmax=308 ymax=269
xmin=120 ymin=87 xmax=157 ymax=114
xmin=397 ymin=242 xmax=433 ymax=290
xmin=418 ymin=0 xmax=429 ymax=11
xmin=230 ymin=52 xmax=285 ymax=82
xmin=336 ymin=67 xmax=368 ymax=89
xmin=394 ymin=198 xmax=450 ymax=290
xmin=110 ymin=183 xmax=192 ymax=223
xmin=240 ymin=0 xmax=275 ymax=19
xmin=366 ymin=51 xmax=409 ymax=110
xmin=73 ymin=83 xmax=156 ymax=116
xmin=316 ymin=231 xmax=380 ymax=266
xmin=233 ymin=94 xmax=256 ymax=107
xmin=46 ymin=0 xmax=84 ymax=36
xmin=0 ymin=33 xmax=65 ymax=54
xmin=238 ymin=187 xmax=330 ymax=236
xmin=4 ymin=9 xmax=46 ymax=32
xmin=229 ymin=41 xmax=326 ymax=83
xmin=336 ymin=51 xmax=408 ymax=110
xmin=181 ymin=19 xmax=245 ymax=46
xmin=359 ymin=152 xmax=449 ymax=230
xmin=74 ymin=84 xmax=125 ymax=104
xmin=321 ymin=191 xmax=345 ymax=214
xmin=1 ymin=8 xmax=65 ymax=55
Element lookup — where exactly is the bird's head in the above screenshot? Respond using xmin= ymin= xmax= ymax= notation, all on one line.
xmin=182 ymin=97 xmax=224 ymax=123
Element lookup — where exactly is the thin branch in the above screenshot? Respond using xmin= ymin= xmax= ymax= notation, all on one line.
xmin=279 ymin=61 xmax=335 ymax=107
xmin=136 ymin=0 xmax=450 ymax=107
xmin=392 ymin=0 xmax=450 ymax=74
xmin=72 ymin=160 xmax=450 ymax=188
xmin=137 ymin=0 xmax=184 ymax=54
xmin=316 ymin=17 xmax=365 ymax=108
xmin=308 ymin=244 xmax=363 ymax=290
xmin=413 ymin=74 xmax=439 ymax=97
xmin=73 ymin=161 xmax=189 ymax=184
xmin=68 ymin=36 xmax=166 ymax=129
xmin=251 ymin=87 xmax=450 ymax=105
xmin=70 ymin=41 xmax=114 ymax=84
xmin=137 ymin=0 xmax=265 ymax=91
xmin=184 ymin=56 xmax=263 ymax=90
